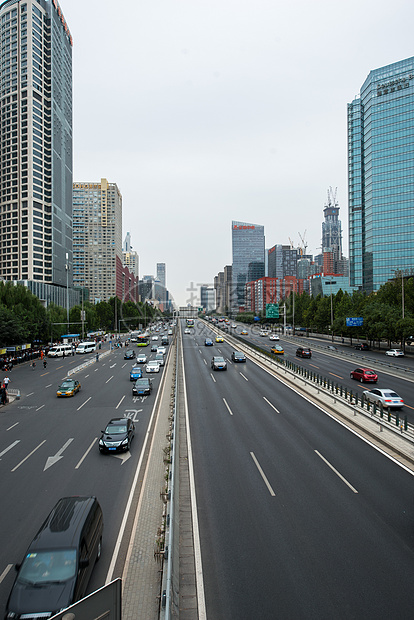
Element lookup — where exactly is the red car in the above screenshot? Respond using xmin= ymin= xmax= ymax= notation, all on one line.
xmin=350 ymin=367 xmax=378 ymax=383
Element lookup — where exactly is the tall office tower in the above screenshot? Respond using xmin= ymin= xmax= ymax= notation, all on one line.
xmin=0 ymin=0 xmax=73 ymax=287
xmin=72 ymin=179 xmax=122 ymax=303
xmin=156 ymin=262 xmax=166 ymax=289
xmin=322 ymin=188 xmax=342 ymax=257
xmin=268 ymin=245 xmax=298 ymax=279
xmin=348 ymin=57 xmax=414 ymax=292
xmin=122 ymin=231 xmax=139 ymax=278
xmin=232 ymin=220 xmax=265 ymax=310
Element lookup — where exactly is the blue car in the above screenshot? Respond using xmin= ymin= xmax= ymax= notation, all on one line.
xmin=130 ymin=365 xmax=143 ymax=381
xmin=205 ymin=338 xmax=213 ymax=346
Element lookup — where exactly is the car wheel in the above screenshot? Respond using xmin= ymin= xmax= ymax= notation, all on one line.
xmin=350 ymin=374 xmax=353 ymax=379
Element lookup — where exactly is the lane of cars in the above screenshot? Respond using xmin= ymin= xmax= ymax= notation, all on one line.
xmin=201 ymin=318 xmax=410 ymax=413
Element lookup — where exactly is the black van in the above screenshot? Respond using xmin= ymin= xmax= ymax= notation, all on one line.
xmin=5 ymin=496 xmax=103 ymax=619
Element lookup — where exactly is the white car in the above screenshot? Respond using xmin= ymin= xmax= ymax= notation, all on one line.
xmin=136 ymin=354 xmax=147 ymax=364
xmin=269 ymin=334 xmax=280 ymax=341
xmin=151 ymin=335 xmax=159 ymax=341
xmin=363 ymin=388 xmax=404 ymax=409
xmin=146 ymin=360 xmax=160 ymax=373
xmin=260 ymin=331 xmax=268 ymax=337
xmin=385 ymin=349 xmax=404 ymax=357
xmin=157 ymin=346 xmax=166 ymax=355
xmin=184 ymin=328 xmax=191 ymax=334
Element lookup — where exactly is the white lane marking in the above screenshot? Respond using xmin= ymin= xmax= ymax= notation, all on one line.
xmin=203 ymin=359 xmax=207 ymax=365
xmin=223 ymin=398 xmax=234 ymax=416
xmin=0 ymin=440 xmax=20 ymax=459
xmin=12 ymin=440 xmax=46 ymax=472
xmin=110 ymin=364 xmax=117 ymax=369
xmin=45 ymin=384 xmax=53 ymax=388
xmin=240 ymin=372 xmax=248 ymax=381
xmin=36 ymin=404 xmax=45 ymax=411
xmin=116 ymin=395 xmax=126 ymax=409
xmin=113 ymin=452 xmax=132 ymax=464
xmin=182 ymin=340 xmax=207 ymax=618
xmin=250 ymin=452 xmax=276 ymax=496
xmin=77 ymin=396 xmax=91 ymax=411
xmin=6 ymin=423 xmax=19 ymax=431
xmin=85 ymin=374 xmax=90 ymax=378
xmin=26 ymin=392 xmax=34 ymax=397
xmin=210 ymin=373 xmax=216 ymax=383
xmin=0 ymin=564 xmax=13 ymax=584
xmin=106 ymin=375 xmax=114 ymax=383
xmin=125 ymin=409 xmax=142 ymax=422
xmin=75 ymin=438 xmax=97 ymax=469
xmin=44 ymin=438 xmax=74 ymax=471
xmin=263 ymin=396 xmax=280 ymax=414
xmin=315 ymin=450 xmax=358 ymax=493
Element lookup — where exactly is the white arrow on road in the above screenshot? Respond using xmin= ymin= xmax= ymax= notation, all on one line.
xmin=44 ymin=438 xmax=74 ymax=471
xmin=113 ymin=452 xmax=132 ymax=464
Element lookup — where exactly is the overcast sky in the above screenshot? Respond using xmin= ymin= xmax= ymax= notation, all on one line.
xmin=63 ymin=0 xmax=414 ymax=307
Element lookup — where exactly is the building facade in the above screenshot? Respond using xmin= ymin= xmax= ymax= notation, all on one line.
xmin=232 ymin=220 xmax=265 ymax=311
xmin=72 ymin=179 xmax=122 ymax=303
xmin=0 ymin=0 xmax=73 ymax=292
xmin=200 ymin=286 xmax=215 ymax=313
xmin=348 ymin=56 xmax=414 ymax=292
xmin=268 ymin=245 xmax=298 ymax=279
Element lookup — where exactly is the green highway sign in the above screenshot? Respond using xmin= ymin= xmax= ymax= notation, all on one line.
xmin=266 ymin=303 xmax=279 ymax=318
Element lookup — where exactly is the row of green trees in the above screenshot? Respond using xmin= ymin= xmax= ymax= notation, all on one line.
xmin=235 ymin=277 xmax=414 ymax=346
xmin=0 ymin=281 xmax=163 ymax=347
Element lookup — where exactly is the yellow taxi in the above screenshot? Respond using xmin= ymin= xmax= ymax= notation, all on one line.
xmin=240 ymin=330 xmax=248 ymax=335
xmin=271 ymin=345 xmax=284 ymax=355
xmin=56 ymin=379 xmax=81 ymax=397
xmin=215 ymin=336 xmax=224 ymax=343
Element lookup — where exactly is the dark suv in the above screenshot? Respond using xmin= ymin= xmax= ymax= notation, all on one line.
xmin=5 ymin=496 xmax=103 ymax=620
xmin=296 ymin=346 xmax=312 ymax=358
xmin=354 ymin=343 xmax=370 ymax=351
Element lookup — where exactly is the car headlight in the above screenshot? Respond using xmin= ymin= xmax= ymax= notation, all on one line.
xmin=99 ymin=439 xmax=104 ymax=446
xmin=121 ymin=438 xmax=128 ymax=445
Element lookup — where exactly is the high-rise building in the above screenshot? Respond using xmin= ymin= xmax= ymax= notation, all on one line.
xmin=72 ymin=179 xmax=122 ymax=303
xmin=156 ymin=263 xmax=166 ymax=289
xmin=268 ymin=245 xmax=298 ymax=279
xmin=348 ymin=56 xmax=414 ymax=292
xmin=200 ymin=286 xmax=215 ymax=312
xmin=122 ymin=232 xmax=139 ymax=278
xmin=232 ymin=221 xmax=265 ymax=310
xmin=0 ymin=0 xmax=73 ymax=290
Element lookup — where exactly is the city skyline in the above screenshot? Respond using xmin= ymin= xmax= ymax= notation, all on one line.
xmin=2 ymin=1 xmax=414 ymax=308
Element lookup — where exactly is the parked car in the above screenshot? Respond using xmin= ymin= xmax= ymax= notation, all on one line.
xmin=130 ymin=365 xmax=143 ymax=381
xmin=5 ymin=496 xmax=103 ymax=620
xmin=231 ymin=351 xmax=246 ymax=363
xmin=385 ymin=349 xmax=404 ymax=357
xmin=354 ymin=343 xmax=370 ymax=351
xmin=124 ymin=349 xmax=136 ymax=360
xmin=205 ymin=338 xmax=213 ymax=346
xmin=211 ymin=356 xmax=227 ymax=370
xmin=350 ymin=367 xmax=378 ymax=383
xmin=296 ymin=346 xmax=311 ymax=358
xmin=362 ymin=388 xmax=404 ymax=409
xmin=56 ymin=379 xmax=81 ymax=397
xmin=132 ymin=378 xmax=152 ymax=396
xmin=99 ymin=417 xmax=135 ymax=453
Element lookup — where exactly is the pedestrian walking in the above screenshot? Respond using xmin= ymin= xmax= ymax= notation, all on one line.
xmin=43 ymin=359 xmax=48 ymax=369
xmin=96 ymin=352 xmax=99 ymax=362
xmin=3 ymin=376 xmax=10 ymax=389
xmin=0 ymin=384 xmax=7 ymax=405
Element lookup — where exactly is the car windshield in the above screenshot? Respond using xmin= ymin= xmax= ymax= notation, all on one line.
xmin=59 ymin=382 xmax=73 ymax=389
xmin=215 ymin=357 xmax=225 ymax=362
xmin=365 ymin=371 xmax=376 ymax=375
xmin=136 ymin=379 xmax=149 ymax=385
xmin=18 ymin=549 xmax=77 ymax=584
xmin=105 ymin=424 xmax=127 ymax=434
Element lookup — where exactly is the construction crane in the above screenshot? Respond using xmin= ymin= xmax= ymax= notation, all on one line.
xmin=327 ymin=187 xmax=338 ymax=208
xmin=298 ymin=230 xmax=307 ymax=257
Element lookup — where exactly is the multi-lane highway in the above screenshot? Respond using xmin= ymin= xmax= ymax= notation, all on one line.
xmin=0 ymin=339 xmax=169 ymax=614
xmin=183 ymin=320 xmax=414 ymax=619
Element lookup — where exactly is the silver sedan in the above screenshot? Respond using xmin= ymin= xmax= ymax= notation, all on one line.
xmin=362 ymin=388 xmax=404 ymax=409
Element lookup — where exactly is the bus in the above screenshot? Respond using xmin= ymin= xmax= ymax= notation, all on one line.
xmin=186 ymin=318 xmax=195 ymax=328
xmin=136 ymin=335 xmax=149 ymax=347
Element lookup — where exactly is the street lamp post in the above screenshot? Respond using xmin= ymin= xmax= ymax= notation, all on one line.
xmin=65 ymin=253 xmax=70 ymax=333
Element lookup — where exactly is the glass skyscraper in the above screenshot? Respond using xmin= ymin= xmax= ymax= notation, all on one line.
xmin=231 ymin=220 xmax=265 ymax=310
xmin=348 ymin=57 xmax=414 ymax=292
xmin=0 ymin=0 xmax=72 ymax=287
